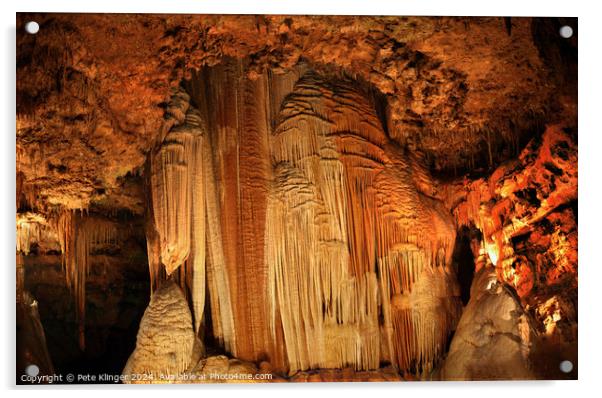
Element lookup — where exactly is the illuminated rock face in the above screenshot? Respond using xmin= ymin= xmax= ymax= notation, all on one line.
xmin=448 ymin=125 xmax=578 ymax=300
xmin=441 ymin=267 xmax=536 ymax=380
xmin=143 ymin=66 xmax=462 ymax=376
xmin=123 ymin=282 xmax=195 ymax=381
xmin=443 ymin=124 xmax=578 ymax=379
xmin=266 ymin=73 xmax=461 ymax=374
xmin=148 ymin=107 xmax=207 ymax=333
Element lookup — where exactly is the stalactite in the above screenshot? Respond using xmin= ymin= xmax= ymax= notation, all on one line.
xmin=16 ymin=254 xmax=25 ymax=305
xmin=266 ymin=72 xmax=460 ymax=375
xmin=55 ymin=210 xmax=86 ymax=350
xmin=53 ymin=210 xmax=117 ymax=350
xmin=145 ymin=216 xmax=164 ymax=294
xmin=149 ymin=104 xmax=207 ymax=333
xmin=188 ymin=111 xmax=207 ymax=334
xmin=150 ymin=129 xmax=192 ymax=275
xmin=16 ymin=213 xmax=46 ymax=255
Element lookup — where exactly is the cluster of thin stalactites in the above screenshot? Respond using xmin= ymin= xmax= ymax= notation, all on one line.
xmin=17 ymin=210 xmax=119 ymax=350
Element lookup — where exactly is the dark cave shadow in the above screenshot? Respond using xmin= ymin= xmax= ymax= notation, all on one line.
xmin=451 ymin=225 xmax=480 ymax=305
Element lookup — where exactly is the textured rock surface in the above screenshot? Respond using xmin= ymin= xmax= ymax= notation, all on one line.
xmin=288 ymin=367 xmax=403 ymax=382
xmin=125 ymin=353 xmax=406 ymax=384
xmin=122 ymin=282 xmax=195 ymax=382
xmin=16 ymin=15 xmax=576 ymax=213
xmin=444 ymin=125 xmax=577 ymax=361
xmin=266 ymin=71 xmax=461 ymax=375
xmin=184 ymin=355 xmax=268 ymax=384
xmin=441 ymin=267 xmax=536 ymax=380
xmin=447 ymin=125 xmax=577 ymax=293
xmin=16 ymin=290 xmax=55 ymax=382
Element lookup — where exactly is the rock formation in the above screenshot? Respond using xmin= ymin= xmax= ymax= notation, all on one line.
xmin=15 ymin=14 xmax=577 ymax=383
xmin=441 ymin=267 xmax=536 ymax=380
xmin=122 ymin=282 xmax=195 ymax=382
xmin=266 ymin=72 xmax=460 ymax=375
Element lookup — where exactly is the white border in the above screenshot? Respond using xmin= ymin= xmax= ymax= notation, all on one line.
xmin=2 ymin=1 xmax=600 ymax=397
xmin=7 ymin=0 xmax=583 ymax=16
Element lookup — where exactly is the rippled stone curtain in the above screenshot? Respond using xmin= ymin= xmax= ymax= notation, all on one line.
xmin=265 ymin=72 xmax=461 ymax=375
xmin=150 ymin=60 xmax=463 ymax=375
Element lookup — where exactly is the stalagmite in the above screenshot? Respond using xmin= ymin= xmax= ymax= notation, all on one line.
xmin=441 ymin=267 xmax=536 ymax=380
xmin=122 ymin=282 xmax=195 ymax=382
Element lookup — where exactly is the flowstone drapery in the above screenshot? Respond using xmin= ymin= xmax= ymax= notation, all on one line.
xmin=265 ymin=73 xmax=461 ymax=374
xmin=143 ymin=66 xmax=462 ymax=376
xmin=149 ymin=107 xmax=207 ymax=333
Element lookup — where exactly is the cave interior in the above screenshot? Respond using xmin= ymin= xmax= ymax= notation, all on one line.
xmin=16 ymin=14 xmax=578 ymax=383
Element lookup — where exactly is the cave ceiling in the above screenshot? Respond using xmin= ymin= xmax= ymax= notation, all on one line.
xmin=16 ymin=14 xmax=577 ymax=214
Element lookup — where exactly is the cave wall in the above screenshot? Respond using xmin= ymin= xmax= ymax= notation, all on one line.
xmin=443 ymin=124 xmax=578 ymax=379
